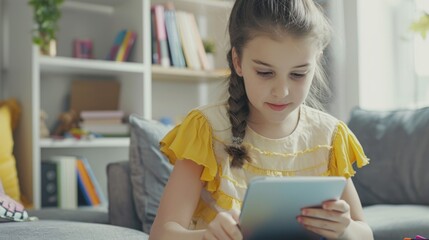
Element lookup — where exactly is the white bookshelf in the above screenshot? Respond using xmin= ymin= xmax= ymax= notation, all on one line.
xmin=5 ymin=0 xmax=231 ymax=209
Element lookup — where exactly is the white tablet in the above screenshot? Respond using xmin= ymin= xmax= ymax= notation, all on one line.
xmin=239 ymin=176 xmax=347 ymax=240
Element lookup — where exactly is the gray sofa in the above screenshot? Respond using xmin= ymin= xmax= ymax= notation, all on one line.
xmin=1 ymin=106 xmax=429 ymax=240
xmin=0 ymin=161 xmax=149 ymax=240
xmin=349 ymin=106 xmax=429 ymax=239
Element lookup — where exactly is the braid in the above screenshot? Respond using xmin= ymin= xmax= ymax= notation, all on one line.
xmin=225 ymin=49 xmax=252 ymax=168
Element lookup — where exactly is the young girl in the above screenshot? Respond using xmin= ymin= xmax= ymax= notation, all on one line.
xmin=150 ymin=0 xmax=373 ymax=239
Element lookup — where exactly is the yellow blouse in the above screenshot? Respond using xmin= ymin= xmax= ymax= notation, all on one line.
xmin=160 ymin=102 xmax=369 ymax=230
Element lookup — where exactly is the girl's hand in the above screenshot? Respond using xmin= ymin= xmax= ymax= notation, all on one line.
xmin=203 ymin=210 xmax=243 ymax=240
xmin=298 ymin=200 xmax=352 ymax=239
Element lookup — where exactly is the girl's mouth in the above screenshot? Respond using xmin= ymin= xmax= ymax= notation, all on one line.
xmin=266 ymin=103 xmax=289 ymax=111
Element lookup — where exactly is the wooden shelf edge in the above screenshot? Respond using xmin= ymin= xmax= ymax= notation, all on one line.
xmin=152 ymin=65 xmax=229 ymax=82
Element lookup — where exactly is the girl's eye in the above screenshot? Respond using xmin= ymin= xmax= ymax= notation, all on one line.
xmin=290 ymin=73 xmax=306 ymax=80
xmin=257 ymin=71 xmax=273 ymax=77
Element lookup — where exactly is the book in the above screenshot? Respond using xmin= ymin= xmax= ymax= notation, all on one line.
xmin=81 ymin=118 xmax=122 ymax=125
xmin=151 ymin=11 xmax=159 ymax=64
xmin=188 ymin=13 xmax=210 ymax=70
xmin=152 ymin=4 xmax=171 ymax=67
xmin=115 ymin=31 xmax=137 ymax=62
xmin=107 ymin=30 xmax=127 ymax=60
xmin=81 ymin=158 xmax=107 ymax=206
xmin=176 ymin=11 xmax=201 ymax=70
xmin=164 ymin=3 xmax=186 ymax=68
xmin=80 ymin=123 xmax=129 ymax=135
xmin=41 ymin=161 xmax=58 ymax=207
xmin=76 ymin=159 xmax=100 ymax=206
xmin=121 ymin=31 xmax=137 ymax=62
xmin=49 ymin=156 xmax=78 ymax=209
xmin=80 ymin=110 xmax=124 ymax=120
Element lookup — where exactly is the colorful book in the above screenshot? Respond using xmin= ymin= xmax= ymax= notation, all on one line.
xmin=76 ymin=159 xmax=100 ymax=206
xmin=152 ymin=4 xmax=171 ymax=67
xmin=121 ymin=31 xmax=137 ymax=62
xmin=81 ymin=158 xmax=107 ymax=206
xmin=107 ymin=30 xmax=127 ymax=60
xmin=115 ymin=31 xmax=137 ymax=62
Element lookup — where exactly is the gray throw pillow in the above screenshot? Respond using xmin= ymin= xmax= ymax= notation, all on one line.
xmin=348 ymin=107 xmax=429 ymax=206
xmin=129 ymin=115 xmax=173 ymax=233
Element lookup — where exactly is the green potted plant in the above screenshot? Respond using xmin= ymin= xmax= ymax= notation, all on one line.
xmin=410 ymin=12 xmax=429 ymax=39
xmin=28 ymin=0 xmax=64 ymax=56
xmin=203 ymin=39 xmax=216 ymax=70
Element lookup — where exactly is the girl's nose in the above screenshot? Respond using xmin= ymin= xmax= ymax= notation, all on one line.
xmin=271 ymin=80 xmax=289 ymax=98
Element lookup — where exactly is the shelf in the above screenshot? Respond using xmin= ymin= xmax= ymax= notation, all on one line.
xmin=39 ymin=56 xmax=146 ymax=75
xmin=40 ymin=138 xmax=130 ymax=148
xmin=62 ymin=1 xmax=115 ymax=15
xmin=165 ymin=0 xmax=234 ymax=9
xmin=152 ymin=65 xmax=229 ymax=82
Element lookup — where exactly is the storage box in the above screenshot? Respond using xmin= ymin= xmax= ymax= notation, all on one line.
xmin=70 ymin=80 xmax=120 ymax=115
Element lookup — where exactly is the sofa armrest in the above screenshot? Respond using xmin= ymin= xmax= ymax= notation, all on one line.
xmin=107 ymin=161 xmax=142 ymax=231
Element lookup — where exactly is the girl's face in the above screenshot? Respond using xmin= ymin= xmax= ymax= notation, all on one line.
xmin=233 ymin=35 xmax=319 ymax=127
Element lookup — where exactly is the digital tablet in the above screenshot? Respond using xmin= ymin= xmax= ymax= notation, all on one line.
xmin=239 ymin=176 xmax=347 ymax=240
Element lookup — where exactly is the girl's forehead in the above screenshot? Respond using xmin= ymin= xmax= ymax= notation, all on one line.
xmin=242 ymin=35 xmax=319 ymax=63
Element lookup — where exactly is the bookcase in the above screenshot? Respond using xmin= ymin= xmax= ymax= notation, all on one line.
xmin=4 ymin=0 xmax=232 ymax=209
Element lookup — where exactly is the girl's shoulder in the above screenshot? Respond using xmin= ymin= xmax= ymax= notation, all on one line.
xmin=194 ymin=101 xmax=231 ymax=132
xmin=301 ymin=105 xmax=341 ymax=133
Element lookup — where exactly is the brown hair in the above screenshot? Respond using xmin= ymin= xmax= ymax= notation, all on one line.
xmin=225 ymin=0 xmax=332 ymax=168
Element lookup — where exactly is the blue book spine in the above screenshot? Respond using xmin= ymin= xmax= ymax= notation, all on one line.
xmin=81 ymin=158 xmax=108 ymax=205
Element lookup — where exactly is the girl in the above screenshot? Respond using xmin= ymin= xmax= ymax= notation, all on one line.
xmin=150 ymin=0 xmax=373 ymax=239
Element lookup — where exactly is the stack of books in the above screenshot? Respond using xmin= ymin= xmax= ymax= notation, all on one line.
xmin=41 ymin=156 xmax=107 ymax=209
xmin=80 ymin=110 xmax=129 ymax=137
xmin=106 ymin=30 xmax=137 ymax=62
xmin=151 ymin=3 xmax=210 ymax=70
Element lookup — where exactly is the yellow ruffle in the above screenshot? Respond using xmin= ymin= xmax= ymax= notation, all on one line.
xmin=329 ymin=121 xmax=370 ymax=178
xmin=160 ymin=110 xmax=218 ymax=191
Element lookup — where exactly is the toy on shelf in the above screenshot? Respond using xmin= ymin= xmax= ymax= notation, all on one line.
xmin=53 ymin=110 xmax=79 ymax=137
xmin=40 ymin=110 xmax=50 ymax=138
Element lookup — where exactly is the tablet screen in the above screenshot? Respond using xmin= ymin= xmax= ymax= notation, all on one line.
xmin=239 ymin=176 xmax=347 ymax=240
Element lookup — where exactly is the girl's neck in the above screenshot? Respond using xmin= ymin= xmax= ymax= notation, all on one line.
xmin=247 ymin=107 xmax=301 ymax=139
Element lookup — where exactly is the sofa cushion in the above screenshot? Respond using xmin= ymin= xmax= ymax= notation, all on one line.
xmin=0 ymin=99 xmax=21 ymax=202
xmin=0 ymin=220 xmax=148 ymax=240
xmin=348 ymin=107 xmax=429 ymax=205
xmin=128 ymin=115 xmax=173 ymax=233
xmin=107 ymin=161 xmax=142 ymax=230
xmin=363 ymin=205 xmax=429 ymax=240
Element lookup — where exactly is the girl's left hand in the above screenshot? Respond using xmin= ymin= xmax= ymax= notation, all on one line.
xmin=297 ymin=200 xmax=351 ymax=239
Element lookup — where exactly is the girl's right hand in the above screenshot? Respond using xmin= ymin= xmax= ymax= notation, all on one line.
xmin=203 ymin=210 xmax=243 ymax=240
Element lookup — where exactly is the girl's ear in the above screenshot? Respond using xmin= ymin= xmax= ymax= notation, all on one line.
xmin=232 ymin=47 xmax=243 ymax=77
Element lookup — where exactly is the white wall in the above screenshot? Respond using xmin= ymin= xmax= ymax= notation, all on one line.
xmin=326 ymin=0 xmax=360 ymax=121
xmin=358 ymin=0 xmax=416 ymax=110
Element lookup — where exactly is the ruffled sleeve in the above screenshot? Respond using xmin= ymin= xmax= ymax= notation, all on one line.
xmin=329 ymin=121 xmax=370 ymax=178
xmin=160 ymin=110 xmax=218 ymax=189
